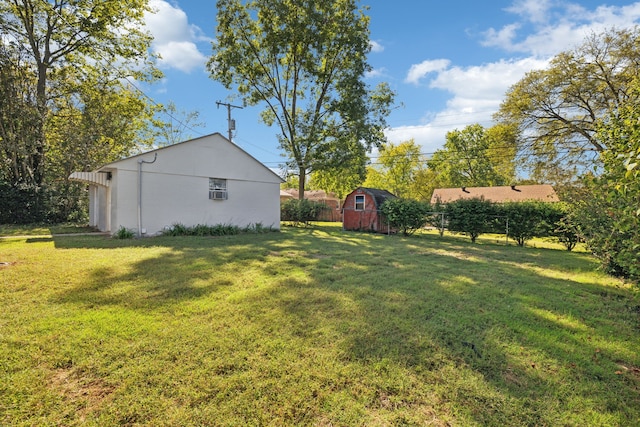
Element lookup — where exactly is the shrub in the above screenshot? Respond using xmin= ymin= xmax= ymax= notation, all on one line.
xmin=380 ymin=198 xmax=429 ymax=236
xmin=280 ymin=199 xmax=327 ymax=226
xmin=162 ymin=222 xmax=275 ymax=237
xmin=553 ymin=214 xmax=580 ymax=251
xmin=497 ymin=201 xmax=563 ymax=247
xmin=445 ymin=198 xmax=496 ymax=243
xmin=568 ymin=179 xmax=639 ymax=280
xmin=0 ymin=180 xmax=88 ymax=224
xmin=113 ymin=226 xmax=135 ymax=239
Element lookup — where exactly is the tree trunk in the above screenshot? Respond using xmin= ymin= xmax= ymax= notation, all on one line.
xmin=298 ymin=167 xmax=306 ymax=200
xmin=32 ymin=61 xmax=48 ymax=185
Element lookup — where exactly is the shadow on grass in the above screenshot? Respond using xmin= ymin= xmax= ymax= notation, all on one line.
xmin=233 ymin=229 xmax=640 ymax=425
xmin=48 ymin=226 xmax=639 ymax=425
xmin=52 ymin=233 xmax=289 ymax=310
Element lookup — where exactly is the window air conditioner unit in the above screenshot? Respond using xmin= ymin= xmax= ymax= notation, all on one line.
xmin=209 ymin=191 xmax=227 ymax=200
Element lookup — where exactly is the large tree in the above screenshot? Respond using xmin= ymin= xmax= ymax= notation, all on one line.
xmin=46 ymin=67 xmax=157 ymax=181
xmin=569 ymin=78 xmax=640 ymax=281
xmin=308 ymin=144 xmax=366 ymax=200
xmin=363 ymin=139 xmax=427 ymax=200
xmin=0 ymin=41 xmax=40 ymax=184
xmin=427 ymin=123 xmax=516 ymax=188
xmin=0 ymin=0 xmax=158 ymax=186
xmin=208 ymin=0 xmax=394 ymax=199
xmin=495 ymin=27 xmax=640 ymax=183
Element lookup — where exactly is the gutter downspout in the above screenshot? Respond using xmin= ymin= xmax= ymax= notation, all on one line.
xmin=137 ymin=153 xmax=157 ymax=237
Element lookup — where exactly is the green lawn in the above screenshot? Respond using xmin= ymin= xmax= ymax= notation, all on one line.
xmin=1 ymin=223 xmax=638 ymax=426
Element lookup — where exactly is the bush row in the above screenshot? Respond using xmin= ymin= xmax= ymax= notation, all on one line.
xmin=0 ymin=180 xmax=88 ymax=224
xmin=110 ymin=223 xmax=276 ymax=239
xmin=381 ymin=197 xmax=577 ymax=249
xmin=162 ymin=222 xmax=275 ymax=237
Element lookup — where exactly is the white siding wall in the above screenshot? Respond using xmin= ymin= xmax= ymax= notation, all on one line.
xmin=102 ymin=134 xmax=282 ymax=235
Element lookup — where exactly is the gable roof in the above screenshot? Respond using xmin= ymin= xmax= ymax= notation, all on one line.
xmin=352 ymin=187 xmax=397 ymax=208
xmin=431 ymin=184 xmax=559 ymax=204
xmin=99 ymin=132 xmax=283 ymax=182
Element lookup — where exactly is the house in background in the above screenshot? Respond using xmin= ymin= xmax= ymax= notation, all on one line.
xmin=342 ymin=187 xmax=397 ymax=233
xmin=430 ymin=184 xmax=560 ymax=204
xmin=280 ymin=188 xmax=342 ymax=221
xmin=280 ymin=190 xmax=295 ymax=204
xmin=70 ymin=133 xmax=284 ymax=236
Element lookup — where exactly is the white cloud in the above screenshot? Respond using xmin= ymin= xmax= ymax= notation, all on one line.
xmin=506 ymin=0 xmax=553 ymax=24
xmin=394 ymin=1 xmax=640 ymax=153
xmin=385 ymin=124 xmax=449 ymax=154
xmin=482 ymin=1 xmax=640 ymax=56
xmin=481 ymin=23 xmax=521 ymax=51
xmin=390 ymin=57 xmax=548 ymax=151
xmin=145 ymin=0 xmax=209 ymax=72
xmin=155 ymin=41 xmax=207 ymax=73
xmin=430 ymin=58 xmax=548 ymax=99
xmin=370 ymin=40 xmax=384 ymax=53
xmin=365 ymin=67 xmax=388 ymax=79
xmin=405 ymin=59 xmax=451 ymax=85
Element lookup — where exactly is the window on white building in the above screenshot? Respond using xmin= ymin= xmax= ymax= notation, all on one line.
xmin=209 ymin=178 xmax=228 ymax=200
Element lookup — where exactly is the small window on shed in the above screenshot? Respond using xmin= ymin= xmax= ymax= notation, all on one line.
xmin=209 ymin=178 xmax=228 ymax=200
xmin=355 ymin=194 xmax=365 ymax=211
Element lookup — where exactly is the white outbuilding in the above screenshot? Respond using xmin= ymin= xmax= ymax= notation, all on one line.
xmin=70 ymin=133 xmax=283 ymax=236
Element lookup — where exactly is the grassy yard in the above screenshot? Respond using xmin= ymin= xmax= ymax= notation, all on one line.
xmin=1 ymin=223 xmax=638 ymax=426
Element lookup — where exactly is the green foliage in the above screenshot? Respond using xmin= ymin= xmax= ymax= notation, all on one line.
xmin=0 ymin=43 xmax=40 ymax=185
xmin=495 ymin=27 xmax=640 ymax=183
xmin=309 ymin=158 xmax=366 ymax=200
xmin=0 ymin=181 xmax=47 ymax=224
xmin=280 ymin=199 xmax=328 ymax=226
xmin=0 ymin=180 xmax=88 ymax=224
xmin=553 ymin=213 xmax=581 ymax=252
xmin=567 ymin=88 xmax=640 ymax=280
xmin=0 ymin=0 xmax=160 ymax=221
xmin=444 ymin=198 xmax=497 ymax=243
xmin=364 ymin=140 xmax=426 ymax=200
xmin=162 ymin=223 xmax=275 ymax=237
xmin=380 ymin=198 xmax=429 ymax=236
xmin=113 ymin=226 xmax=135 ymax=239
xmin=209 ymin=0 xmax=394 ymax=197
xmin=497 ymin=201 xmax=562 ymax=247
xmin=427 ymin=123 xmax=516 ymax=189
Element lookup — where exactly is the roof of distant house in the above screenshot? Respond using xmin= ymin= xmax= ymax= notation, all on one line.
xmin=431 ymin=184 xmax=560 ymax=204
xmin=280 ymin=189 xmax=340 ymax=201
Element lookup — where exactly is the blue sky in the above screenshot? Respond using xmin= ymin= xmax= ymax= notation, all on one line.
xmin=142 ymin=0 xmax=640 ymax=171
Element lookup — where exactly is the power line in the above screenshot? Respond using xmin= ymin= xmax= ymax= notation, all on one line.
xmin=216 ymin=101 xmax=243 ymax=142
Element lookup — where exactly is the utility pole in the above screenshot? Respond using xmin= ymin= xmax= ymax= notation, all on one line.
xmin=216 ymin=101 xmax=243 ymax=142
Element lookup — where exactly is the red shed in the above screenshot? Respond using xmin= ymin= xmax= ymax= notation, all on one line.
xmin=342 ymin=187 xmax=397 ymax=233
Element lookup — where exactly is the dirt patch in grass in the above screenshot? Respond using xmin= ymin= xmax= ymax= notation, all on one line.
xmin=49 ymin=368 xmax=115 ymax=421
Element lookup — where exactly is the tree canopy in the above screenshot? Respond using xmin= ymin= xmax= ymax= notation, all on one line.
xmin=0 ymin=0 xmax=160 ymax=223
xmin=0 ymin=0 xmax=158 ymax=185
xmin=426 ymin=123 xmax=516 ymax=189
xmin=208 ymin=0 xmax=394 ymax=199
xmin=495 ymin=27 xmax=640 ymax=183
xmin=569 ymin=77 xmax=640 ymax=280
xmin=363 ymin=139 xmax=428 ymax=200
